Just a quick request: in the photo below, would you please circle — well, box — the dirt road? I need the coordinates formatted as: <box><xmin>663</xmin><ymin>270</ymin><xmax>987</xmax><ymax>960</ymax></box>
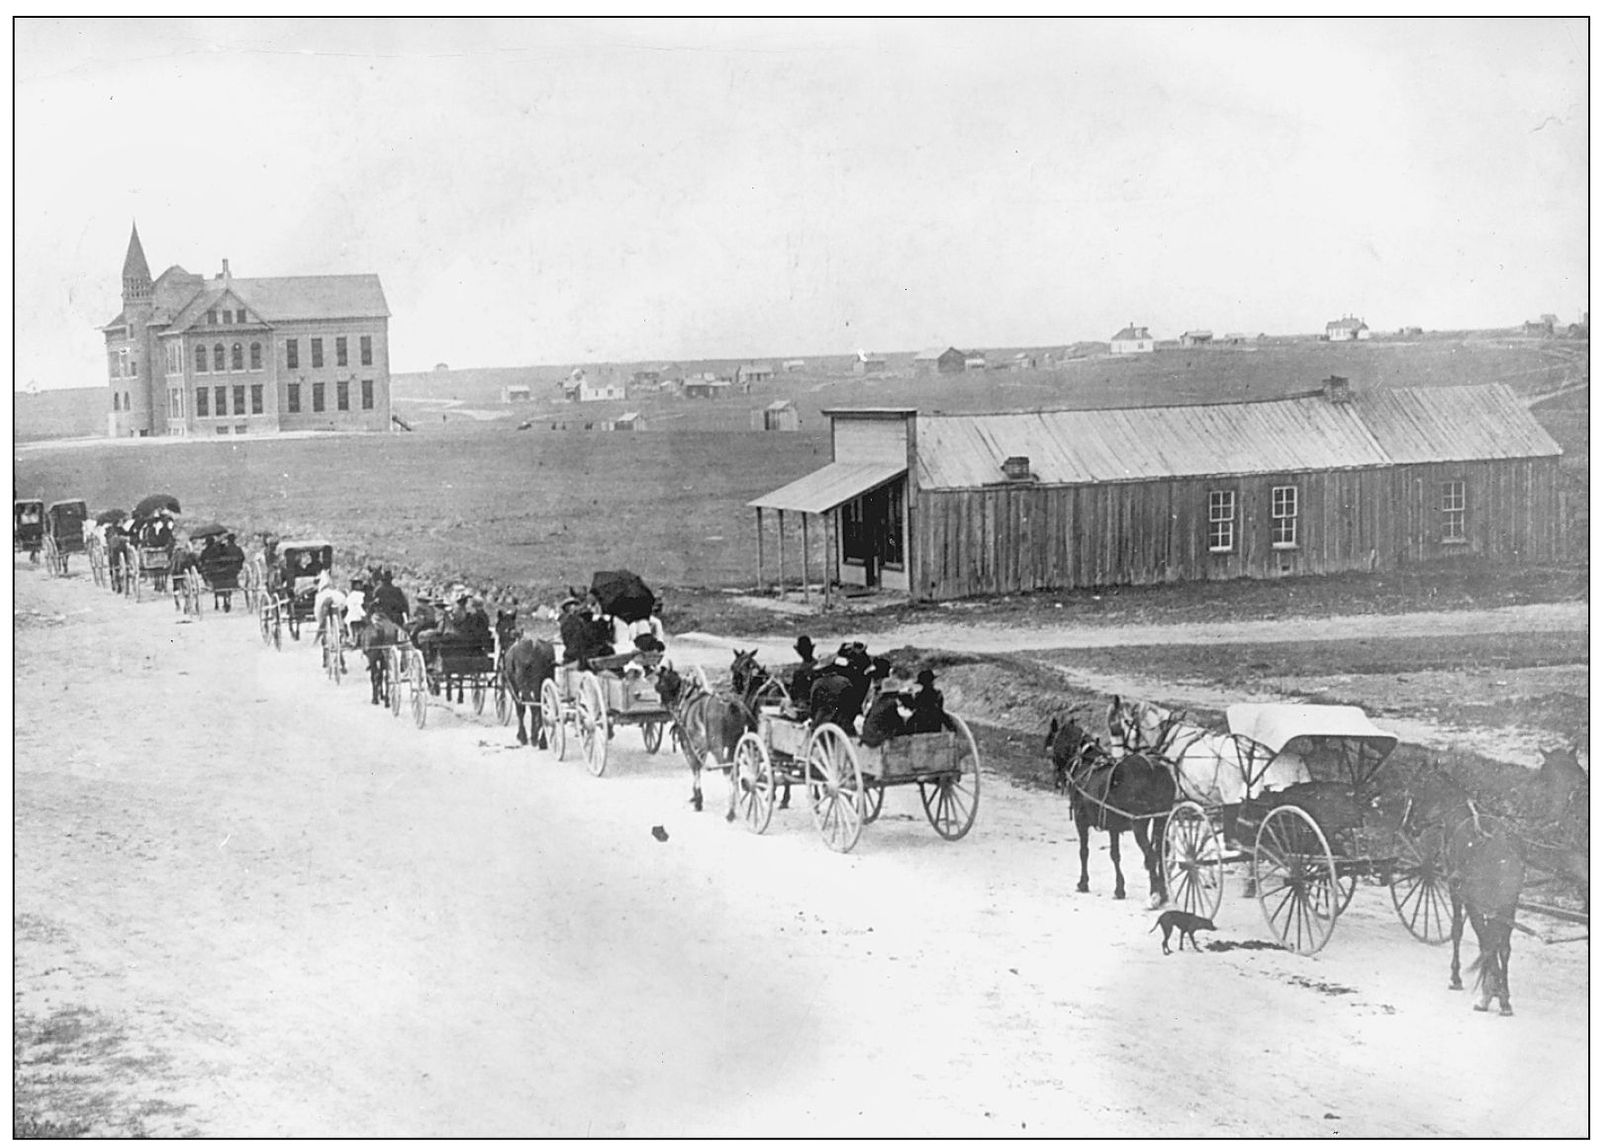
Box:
<box><xmin>13</xmin><ymin>566</ymin><xmax>1588</xmax><ymax>1136</ymax></box>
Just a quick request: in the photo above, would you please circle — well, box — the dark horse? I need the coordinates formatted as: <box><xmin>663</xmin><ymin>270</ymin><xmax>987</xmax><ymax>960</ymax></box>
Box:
<box><xmin>730</xmin><ymin>648</ymin><xmax>795</xmax><ymax>811</ymax></box>
<box><xmin>1046</xmin><ymin>714</ymin><xmax>1175</xmax><ymax>905</ymax></box>
<box><xmin>499</xmin><ymin>610</ymin><xmax>556</xmax><ymax>749</ymax></box>
<box><xmin>1406</xmin><ymin>763</ymin><xmax>1526</xmax><ymax>1016</ymax></box>
<box><xmin>353</xmin><ymin>613</ymin><xmax>409</xmax><ymax>706</ymax></box>
<box><xmin>654</xmin><ymin>664</ymin><xmax>752</xmax><ymax>814</ymax></box>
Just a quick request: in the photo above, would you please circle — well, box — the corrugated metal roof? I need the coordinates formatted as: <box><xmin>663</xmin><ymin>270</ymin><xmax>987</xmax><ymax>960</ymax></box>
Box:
<box><xmin>765</xmin><ymin>400</ymin><xmax>795</xmax><ymax>412</ymax></box>
<box><xmin>912</xmin><ymin>394</ymin><xmax>1392</xmax><ymax>488</ymax></box>
<box><xmin>750</xmin><ymin>461</ymin><xmax>906</xmax><ymax>514</ymax></box>
<box><xmin>1351</xmin><ymin>383</ymin><xmax>1560</xmax><ymax>463</ymax></box>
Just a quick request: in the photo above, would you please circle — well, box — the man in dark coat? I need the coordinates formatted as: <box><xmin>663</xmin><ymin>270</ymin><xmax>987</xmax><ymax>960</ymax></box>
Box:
<box><xmin>860</xmin><ymin>676</ymin><xmax>912</xmax><ymax>747</ymax></box>
<box><xmin>215</xmin><ymin>533</ymin><xmax>246</xmax><ymax>612</ymax></box>
<box><xmin>559</xmin><ymin>596</ymin><xmax>613</xmax><ymax>666</ymax></box>
<box><xmin>787</xmin><ymin>635</ymin><xmax>817</xmax><ymax>710</ymax></box>
<box><xmin>370</xmin><ymin>570</ymin><xmax>410</xmax><ymax>627</ymax></box>
<box><xmin>907</xmin><ymin>668</ymin><xmax>949</xmax><ymax>733</ymax></box>
<box><xmin>464</xmin><ymin>595</ymin><xmax>494</xmax><ymax>655</ymax></box>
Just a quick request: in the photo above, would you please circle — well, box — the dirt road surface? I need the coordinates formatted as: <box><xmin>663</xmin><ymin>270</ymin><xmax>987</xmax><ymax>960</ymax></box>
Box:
<box><xmin>14</xmin><ymin>566</ymin><xmax>1588</xmax><ymax>1136</ymax></box>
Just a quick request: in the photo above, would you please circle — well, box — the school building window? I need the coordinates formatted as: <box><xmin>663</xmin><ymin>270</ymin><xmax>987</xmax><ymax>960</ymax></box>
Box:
<box><xmin>213</xmin><ymin>343</ymin><xmax>226</xmax><ymax>372</ymax></box>
<box><xmin>360</xmin><ymin>335</ymin><xmax>373</xmax><ymax>366</ymax></box>
<box><xmin>207</xmin><ymin>309</ymin><xmax>217</xmax><ymax>325</ymax></box>
<box><xmin>196</xmin><ymin>344</ymin><xmax>209</xmax><ymax>373</ymax></box>
<box><xmin>361</xmin><ymin>378</ymin><xmax>374</xmax><ymax>409</ymax></box>
<box><xmin>1439</xmin><ymin>480</ymin><xmax>1467</xmax><ymax>543</ymax></box>
<box><xmin>168</xmin><ymin>389</ymin><xmax>184</xmax><ymax>418</ymax></box>
<box><xmin>232</xmin><ymin>385</ymin><xmax>245</xmax><ymax>415</ymax></box>
<box><xmin>336</xmin><ymin>381</ymin><xmax>350</xmax><ymax>411</ymax></box>
<box><xmin>196</xmin><ymin>387</ymin><xmax>209</xmax><ymax>416</ymax></box>
<box><xmin>312</xmin><ymin>382</ymin><xmax>325</xmax><ymax>412</ymax></box>
<box><xmin>250</xmin><ymin>342</ymin><xmax>262</xmax><ymax>371</ymax></box>
<box><xmin>1271</xmin><ymin>485</ymin><xmax>1297</xmax><ymax>548</ymax></box>
<box><xmin>214</xmin><ymin>386</ymin><xmax>226</xmax><ymax>416</ymax></box>
<box><xmin>231</xmin><ymin>343</ymin><xmax>244</xmax><ymax>371</ymax></box>
<box><xmin>336</xmin><ymin>336</ymin><xmax>348</xmax><ymax>367</ymax></box>
<box><xmin>311</xmin><ymin>338</ymin><xmax>323</xmax><ymax>368</ymax></box>
<box><xmin>129</xmin><ymin>356</ymin><xmax>138</xmax><ymax>377</ymax></box>
<box><xmin>222</xmin><ymin>309</ymin><xmax>234</xmax><ymax>325</ymax></box>
<box><xmin>1209</xmin><ymin>490</ymin><xmax>1236</xmax><ymax>552</ymax></box>
<box><xmin>236</xmin><ymin>308</ymin><xmax>247</xmax><ymax>323</ymax></box>
<box><xmin>286</xmin><ymin>338</ymin><xmax>299</xmax><ymax>369</ymax></box>
<box><xmin>287</xmin><ymin>383</ymin><xmax>301</xmax><ymax>413</ymax></box>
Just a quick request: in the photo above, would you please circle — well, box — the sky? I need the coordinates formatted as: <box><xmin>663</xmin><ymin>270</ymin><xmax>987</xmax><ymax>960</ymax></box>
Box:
<box><xmin>11</xmin><ymin>17</ymin><xmax>1590</xmax><ymax>390</ymax></box>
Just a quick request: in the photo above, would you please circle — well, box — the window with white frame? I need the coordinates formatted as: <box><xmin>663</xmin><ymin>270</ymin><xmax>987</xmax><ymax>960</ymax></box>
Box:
<box><xmin>1439</xmin><ymin>480</ymin><xmax>1467</xmax><ymax>542</ymax></box>
<box><xmin>1271</xmin><ymin>485</ymin><xmax>1297</xmax><ymax>547</ymax></box>
<box><xmin>1209</xmin><ymin>490</ymin><xmax>1236</xmax><ymax>552</ymax></box>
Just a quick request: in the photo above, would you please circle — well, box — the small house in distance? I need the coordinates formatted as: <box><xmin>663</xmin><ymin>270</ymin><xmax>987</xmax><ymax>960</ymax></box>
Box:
<box><xmin>1110</xmin><ymin>325</ymin><xmax>1155</xmax><ymax>354</ymax></box>
<box><xmin>912</xmin><ymin>347</ymin><xmax>966</xmax><ymax>375</ymax></box>
<box><xmin>632</xmin><ymin>369</ymin><xmax>662</xmax><ymax>385</ymax></box>
<box><xmin>964</xmin><ymin>353</ymin><xmax>988</xmax><ymax>371</ymax></box>
<box><xmin>1522</xmin><ymin>314</ymin><xmax>1559</xmax><ymax>337</ymax></box>
<box><xmin>1326</xmin><ymin>315</ymin><xmax>1370</xmax><ymax>341</ymax></box>
<box><xmin>750</xmin><ymin>380</ymin><xmax>1561</xmax><ymax>603</ymax></box>
<box><xmin>735</xmin><ymin>362</ymin><xmax>776</xmax><ymax>385</ymax></box>
<box><xmin>602</xmin><ymin>411</ymin><xmax>645</xmax><ymax>432</ymax></box>
<box><xmin>500</xmin><ymin>384</ymin><xmax>533</xmax><ymax>403</ymax></box>
<box><xmin>853</xmin><ymin>351</ymin><xmax>888</xmax><ymax>375</ymax></box>
<box><xmin>752</xmin><ymin>399</ymin><xmax>800</xmax><ymax>432</ymax></box>
<box><xmin>1180</xmin><ymin>330</ymin><xmax>1214</xmax><ymax>346</ymax></box>
<box><xmin>683</xmin><ymin>375</ymin><xmax>731</xmax><ymax>399</ymax></box>
<box><xmin>782</xmin><ymin>359</ymin><xmax>807</xmax><ymax>373</ymax></box>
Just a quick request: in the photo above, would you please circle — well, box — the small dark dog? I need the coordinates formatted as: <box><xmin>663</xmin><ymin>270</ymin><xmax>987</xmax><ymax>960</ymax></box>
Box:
<box><xmin>1150</xmin><ymin>909</ymin><xmax>1216</xmax><ymax>954</ymax></box>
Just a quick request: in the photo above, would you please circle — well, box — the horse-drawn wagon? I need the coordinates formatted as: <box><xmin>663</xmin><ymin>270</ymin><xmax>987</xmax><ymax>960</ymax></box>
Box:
<box><xmin>727</xmin><ymin>688</ymin><xmax>981</xmax><ymax>854</ymax></box>
<box><xmin>40</xmin><ymin>500</ymin><xmax>88</xmax><ymax>576</ymax></box>
<box><xmin>539</xmin><ymin>653</ymin><xmax>690</xmax><ymax>773</ymax></box>
<box><xmin>258</xmin><ymin>539</ymin><xmax>333</xmax><ymax>647</ymax></box>
<box><xmin>400</xmin><ymin>633</ymin><xmax>503</xmax><ymax>728</ymax></box>
<box><xmin>14</xmin><ymin>499</ymin><xmax>44</xmax><ymax>563</ymax></box>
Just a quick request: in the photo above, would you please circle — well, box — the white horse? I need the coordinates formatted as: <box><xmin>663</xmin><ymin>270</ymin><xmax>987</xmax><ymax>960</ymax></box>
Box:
<box><xmin>1107</xmin><ymin>695</ymin><xmax>1309</xmax><ymax>805</ymax></box>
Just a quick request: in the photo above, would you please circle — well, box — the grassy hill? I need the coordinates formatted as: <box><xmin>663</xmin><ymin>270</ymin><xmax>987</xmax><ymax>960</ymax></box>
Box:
<box><xmin>13</xmin><ymin>388</ymin><xmax>107</xmax><ymax>442</ymax></box>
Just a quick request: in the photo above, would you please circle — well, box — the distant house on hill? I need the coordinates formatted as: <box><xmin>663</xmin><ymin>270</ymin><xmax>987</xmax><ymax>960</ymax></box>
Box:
<box><xmin>1522</xmin><ymin>314</ymin><xmax>1559</xmax><ymax>337</ymax></box>
<box><xmin>1325</xmin><ymin>315</ymin><xmax>1370</xmax><ymax>341</ymax></box>
<box><xmin>752</xmin><ymin>399</ymin><xmax>800</xmax><ymax>432</ymax></box>
<box><xmin>1013</xmin><ymin>352</ymin><xmax>1036</xmax><ymax>370</ymax></box>
<box><xmin>735</xmin><ymin>362</ymin><xmax>775</xmax><ymax>385</ymax></box>
<box><xmin>434</xmin><ymin>362</ymin><xmax>450</xmax><ymax>371</ymax></box>
<box><xmin>964</xmin><ymin>354</ymin><xmax>988</xmax><ymax>371</ymax></box>
<box><xmin>913</xmin><ymin>347</ymin><xmax>966</xmax><ymax>375</ymax></box>
<box><xmin>602</xmin><ymin>411</ymin><xmax>645</xmax><ymax>432</ymax></box>
<box><xmin>684</xmin><ymin>375</ymin><xmax>731</xmax><ymax>399</ymax></box>
<box><xmin>500</xmin><ymin>384</ymin><xmax>532</xmax><ymax>403</ymax></box>
<box><xmin>1110</xmin><ymin>325</ymin><xmax>1155</xmax><ymax>354</ymax></box>
<box><xmin>632</xmin><ymin>369</ymin><xmax>661</xmax><ymax>384</ymax></box>
<box><xmin>782</xmin><ymin>359</ymin><xmax>807</xmax><ymax>373</ymax></box>
<box><xmin>854</xmin><ymin>351</ymin><xmax>888</xmax><ymax>374</ymax></box>
<box><xmin>562</xmin><ymin>369</ymin><xmax>624</xmax><ymax>402</ymax></box>
<box><xmin>1221</xmin><ymin>333</ymin><xmax>1248</xmax><ymax>346</ymax></box>
<box><xmin>1180</xmin><ymin>330</ymin><xmax>1213</xmax><ymax>346</ymax></box>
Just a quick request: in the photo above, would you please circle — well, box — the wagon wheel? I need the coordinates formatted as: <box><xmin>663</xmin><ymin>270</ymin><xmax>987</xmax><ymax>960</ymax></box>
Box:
<box><xmin>259</xmin><ymin>599</ymin><xmax>275</xmax><ymax>646</ymax></box>
<box><xmin>540</xmin><ymin>678</ymin><xmax>566</xmax><ymax>759</ymax></box>
<box><xmin>323</xmin><ymin>614</ymin><xmax>345</xmax><ymax>684</ymax></box>
<box><xmin>731</xmin><ymin>732</ymin><xmax>775</xmax><ymax>834</ymax></box>
<box><xmin>495</xmin><ymin>676</ymin><xmax>512</xmax><ymax>725</ymax></box>
<box><xmin>188</xmin><ymin>569</ymin><xmax>205</xmax><ymax>619</ymax></box>
<box><xmin>1389</xmin><ymin>828</ymin><xmax>1453</xmax><ymax>945</ymax></box>
<box><xmin>919</xmin><ymin>715</ymin><xmax>982</xmax><ymax>841</ymax></box>
<box><xmin>1163</xmin><ymin>801</ymin><xmax>1225</xmax><ymax>920</ymax></box>
<box><xmin>42</xmin><ymin>535</ymin><xmax>58</xmax><ymax>577</ymax></box>
<box><xmin>578</xmin><ymin>673</ymin><xmax>609</xmax><ymax>776</ymax></box>
<box><xmin>471</xmin><ymin>674</ymin><xmax>488</xmax><ymax>715</ymax></box>
<box><xmin>857</xmin><ymin>783</ymin><xmax>885</xmax><ymax>824</ymax></box>
<box><xmin>386</xmin><ymin>647</ymin><xmax>405</xmax><ymax>716</ymax></box>
<box><xmin>410</xmin><ymin>651</ymin><xmax>430</xmax><ymax>729</ymax></box>
<box><xmin>271</xmin><ymin>603</ymin><xmax>283</xmax><ymax>650</ymax></box>
<box><xmin>1254</xmin><ymin>805</ymin><xmax>1340</xmax><ymax>956</ymax></box>
<box><xmin>133</xmin><ymin>560</ymin><xmax>144</xmax><ymax>602</ymax></box>
<box><xmin>807</xmin><ymin>722</ymin><xmax>865</xmax><ymax>853</ymax></box>
<box><xmin>641</xmin><ymin>720</ymin><xmax>665</xmax><ymax>754</ymax></box>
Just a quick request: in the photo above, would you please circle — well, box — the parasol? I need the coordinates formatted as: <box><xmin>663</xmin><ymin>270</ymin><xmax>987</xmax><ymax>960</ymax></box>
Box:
<box><xmin>589</xmin><ymin>569</ymin><xmax>656</xmax><ymax>622</ymax></box>
<box><xmin>94</xmin><ymin>508</ymin><xmax>129</xmax><ymax>525</ymax></box>
<box><xmin>133</xmin><ymin>493</ymin><xmax>181</xmax><ymax>518</ymax></box>
<box><xmin>187</xmin><ymin>522</ymin><xmax>229</xmax><ymax>540</ymax></box>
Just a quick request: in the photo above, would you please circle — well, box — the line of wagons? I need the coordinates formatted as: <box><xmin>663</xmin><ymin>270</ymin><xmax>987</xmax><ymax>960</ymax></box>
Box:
<box><xmin>254</xmin><ymin>557</ymin><xmax>981</xmax><ymax>855</ymax></box>
<box><xmin>13</xmin><ymin>498</ymin><xmax>88</xmax><ymax>577</ymax></box>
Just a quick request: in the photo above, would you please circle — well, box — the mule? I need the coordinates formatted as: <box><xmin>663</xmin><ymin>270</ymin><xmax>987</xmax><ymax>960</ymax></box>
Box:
<box><xmin>1048</xmin><ymin>715</ymin><xmax>1175</xmax><ymax>905</ymax></box>
<box><xmin>654</xmin><ymin>665</ymin><xmax>752</xmax><ymax>815</ymax></box>
<box><xmin>500</xmin><ymin>610</ymin><xmax>556</xmax><ymax>749</ymax></box>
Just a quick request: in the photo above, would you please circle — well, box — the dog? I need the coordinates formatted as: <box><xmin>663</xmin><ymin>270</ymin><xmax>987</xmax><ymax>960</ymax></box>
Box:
<box><xmin>1150</xmin><ymin>909</ymin><xmax>1216</xmax><ymax>954</ymax></box>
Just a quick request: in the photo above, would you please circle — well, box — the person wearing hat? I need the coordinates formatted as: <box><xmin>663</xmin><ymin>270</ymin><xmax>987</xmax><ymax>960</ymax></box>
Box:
<box><xmin>370</xmin><ymin>569</ymin><xmax>409</xmax><ymax>627</ymax></box>
<box><xmin>908</xmin><ymin>668</ymin><xmax>949</xmax><ymax>734</ymax></box>
<box><xmin>787</xmin><ymin>635</ymin><xmax>818</xmax><ymax>710</ymax></box>
<box><xmin>464</xmin><ymin>594</ymin><xmax>494</xmax><ymax>655</ymax></box>
<box><xmin>559</xmin><ymin>593</ymin><xmax>613</xmax><ymax>667</ymax></box>
<box><xmin>213</xmin><ymin>532</ymin><xmax>246</xmax><ymax>611</ymax></box>
<box><xmin>344</xmin><ymin>576</ymin><xmax>370</xmax><ymax>643</ymax></box>
<box><xmin>860</xmin><ymin>672</ymin><xmax>913</xmax><ymax>748</ymax></box>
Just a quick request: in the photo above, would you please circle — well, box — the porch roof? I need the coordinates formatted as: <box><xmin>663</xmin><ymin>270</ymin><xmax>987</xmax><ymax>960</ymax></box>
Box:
<box><xmin>748</xmin><ymin>460</ymin><xmax>906</xmax><ymax>515</ymax></box>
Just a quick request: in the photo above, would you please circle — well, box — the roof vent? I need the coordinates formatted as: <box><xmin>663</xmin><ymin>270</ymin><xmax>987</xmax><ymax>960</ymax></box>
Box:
<box><xmin>1323</xmin><ymin>375</ymin><xmax>1351</xmax><ymax>404</ymax></box>
<box><xmin>1001</xmin><ymin>455</ymin><xmax>1033</xmax><ymax>481</ymax></box>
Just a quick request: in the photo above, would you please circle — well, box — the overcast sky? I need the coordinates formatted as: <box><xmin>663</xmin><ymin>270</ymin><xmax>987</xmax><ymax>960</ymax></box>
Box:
<box><xmin>13</xmin><ymin>17</ymin><xmax>1589</xmax><ymax>390</ymax></box>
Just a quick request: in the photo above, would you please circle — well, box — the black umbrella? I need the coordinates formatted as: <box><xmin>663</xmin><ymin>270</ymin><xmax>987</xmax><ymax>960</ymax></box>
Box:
<box><xmin>133</xmin><ymin>493</ymin><xmax>181</xmax><ymax>518</ymax></box>
<box><xmin>94</xmin><ymin>508</ymin><xmax>129</xmax><ymax>525</ymax></box>
<box><xmin>188</xmin><ymin>522</ymin><xmax>229</xmax><ymax>540</ymax></box>
<box><xmin>589</xmin><ymin>570</ymin><xmax>655</xmax><ymax>622</ymax></box>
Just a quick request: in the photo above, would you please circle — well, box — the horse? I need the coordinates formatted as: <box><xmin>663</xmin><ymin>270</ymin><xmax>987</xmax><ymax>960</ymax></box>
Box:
<box><xmin>1404</xmin><ymin>763</ymin><xmax>1526</xmax><ymax>1016</ymax></box>
<box><xmin>499</xmin><ymin>610</ymin><xmax>556</xmax><ymax>749</ymax></box>
<box><xmin>1047</xmin><ymin>715</ymin><xmax>1176</xmax><ymax>904</ymax></box>
<box><xmin>1106</xmin><ymin>695</ymin><xmax>1308</xmax><ymax>805</ymax></box>
<box><xmin>731</xmin><ymin>648</ymin><xmax>797</xmax><ymax>811</ymax></box>
<box><xmin>654</xmin><ymin>664</ymin><xmax>752</xmax><ymax>815</ymax></box>
<box><xmin>353</xmin><ymin>613</ymin><xmax>409</xmax><ymax>706</ymax></box>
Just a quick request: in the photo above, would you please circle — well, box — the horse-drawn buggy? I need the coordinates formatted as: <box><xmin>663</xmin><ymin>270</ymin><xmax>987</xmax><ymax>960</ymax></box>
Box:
<box><xmin>539</xmin><ymin>653</ymin><xmax>689</xmax><ymax>772</ymax></box>
<box><xmin>14</xmin><ymin>499</ymin><xmax>44</xmax><ymax>563</ymax></box>
<box><xmin>258</xmin><ymin>539</ymin><xmax>333</xmax><ymax>648</ymax></box>
<box><xmin>39</xmin><ymin>500</ymin><xmax>88</xmax><ymax>576</ymax></box>
<box><xmin>400</xmin><ymin>630</ymin><xmax>504</xmax><ymax>728</ymax></box>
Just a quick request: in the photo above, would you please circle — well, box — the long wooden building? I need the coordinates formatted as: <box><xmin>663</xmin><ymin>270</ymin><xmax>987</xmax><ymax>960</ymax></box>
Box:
<box><xmin>749</xmin><ymin>378</ymin><xmax>1563</xmax><ymax>603</ymax></box>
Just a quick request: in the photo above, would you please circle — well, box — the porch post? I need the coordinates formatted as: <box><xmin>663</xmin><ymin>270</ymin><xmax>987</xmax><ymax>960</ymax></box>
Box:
<box><xmin>821</xmin><ymin>511</ymin><xmax>832</xmax><ymax>612</ymax></box>
<box><xmin>754</xmin><ymin>507</ymin><xmax>764</xmax><ymax>591</ymax></box>
<box><xmin>775</xmin><ymin>509</ymin><xmax>785</xmax><ymax>598</ymax></box>
<box><xmin>800</xmin><ymin>512</ymin><xmax>810</xmax><ymax>605</ymax></box>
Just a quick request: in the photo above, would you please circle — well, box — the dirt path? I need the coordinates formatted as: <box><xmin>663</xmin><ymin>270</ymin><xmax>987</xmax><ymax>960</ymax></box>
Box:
<box><xmin>13</xmin><ymin>566</ymin><xmax>1588</xmax><ymax>1136</ymax></box>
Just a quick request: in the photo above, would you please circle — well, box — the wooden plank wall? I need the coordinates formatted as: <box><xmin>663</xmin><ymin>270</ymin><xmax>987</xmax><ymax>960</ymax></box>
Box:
<box><xmin>911</xmin><ymin>458</ymin><xmax>1560</xmax><ymax>600</ymax></box>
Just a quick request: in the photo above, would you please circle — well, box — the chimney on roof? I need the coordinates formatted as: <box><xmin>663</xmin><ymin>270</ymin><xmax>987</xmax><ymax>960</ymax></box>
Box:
<box><xmin>1001</xmin><ymin>455</ymin><xmax>1033</xmax><ymax>481</ymax></box>
<box><xmin>1323</xmin><ymin>375</ymin><xmax>1351</xmax><ymax>404</ymax></box>
<box><xmin>219</xmin><ymin>258</ymin><xmax>231</xmax><ymax>281</ymax></box>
